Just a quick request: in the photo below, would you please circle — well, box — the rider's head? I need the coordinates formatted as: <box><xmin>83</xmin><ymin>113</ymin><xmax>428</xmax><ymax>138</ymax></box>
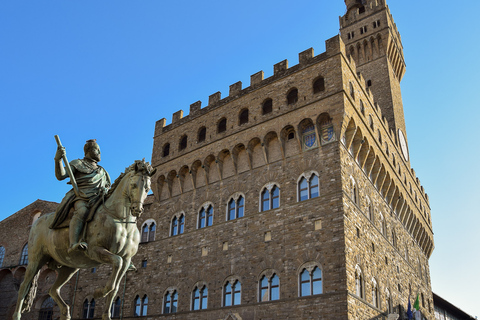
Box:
<box><xmin>84</xmin><ymin>139</ymin><xmax>101</xmax><ymax>162</ymax></box>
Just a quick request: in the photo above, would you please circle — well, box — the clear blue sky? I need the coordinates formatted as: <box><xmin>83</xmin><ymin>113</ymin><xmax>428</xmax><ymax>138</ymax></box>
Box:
<box><xmin>1</xmin><ymin>0</ymin><xmax>478</xmax><ymax>316</ymax></box>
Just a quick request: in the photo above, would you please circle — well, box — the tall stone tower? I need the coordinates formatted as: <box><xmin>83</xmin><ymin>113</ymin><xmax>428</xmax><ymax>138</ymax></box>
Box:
<box><xmin>340</xmin><ymin>0</ymin><xmax>410</xmax><ymax>164</ymax></box>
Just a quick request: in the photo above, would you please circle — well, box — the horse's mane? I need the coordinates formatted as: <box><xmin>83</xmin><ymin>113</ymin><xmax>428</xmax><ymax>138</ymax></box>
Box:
<box><xmin>106</xmin><ymin>159</ymin><xmax>155</xmax><ymax>198</ymax></box>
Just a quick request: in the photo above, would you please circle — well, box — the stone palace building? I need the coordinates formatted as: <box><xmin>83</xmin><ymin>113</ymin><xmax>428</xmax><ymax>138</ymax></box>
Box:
<box><xmin>0</xmin><ymin>0</ymin><xmax>435</xmax><ymax>319</ymax></box>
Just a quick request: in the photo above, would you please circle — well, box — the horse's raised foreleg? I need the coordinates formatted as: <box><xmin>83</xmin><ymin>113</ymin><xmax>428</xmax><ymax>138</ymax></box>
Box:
<box><xmin>49</xmin><ymin>266</ymin><xmax>78</xmax><ymax>320</ymax></box>
<box><xmin>90</xmin><ymin>247</ymin><xmax>123</xmax><ymax>299</ymax></box>
<box><xmin>102</xmin><ymin>257</ymin><xmax>131</xmax><ymax>320</ymax></box>
<box><xmin>12</xmin><ymin>256</ymin><xmax>47</xmax><ymax>320</ymax></box>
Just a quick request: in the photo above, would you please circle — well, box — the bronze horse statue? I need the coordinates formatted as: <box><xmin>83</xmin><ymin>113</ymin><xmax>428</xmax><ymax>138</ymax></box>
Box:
<box><xmin>13</xmin><ymin>160</ymin><xmax>156</xmax><ymax>320</ymax></box>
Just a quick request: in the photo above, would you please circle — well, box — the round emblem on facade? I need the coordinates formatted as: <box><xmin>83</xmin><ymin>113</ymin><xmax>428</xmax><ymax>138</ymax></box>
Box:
<box><xmin>398</xmin><ymin>129</ymin><xmax>409</xmax><ymax>162</ymax></box>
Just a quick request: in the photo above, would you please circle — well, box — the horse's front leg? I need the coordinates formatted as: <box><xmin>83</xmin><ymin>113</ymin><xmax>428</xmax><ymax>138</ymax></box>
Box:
<box><xmin>89</xmin><ymin>247</ymin><xmax>123</xmax><ymax>299</ymax></box>
<box><xmin>102</xmin><ymin>257</ymin><xmax>131</xmax><ymax>320</ymax></box>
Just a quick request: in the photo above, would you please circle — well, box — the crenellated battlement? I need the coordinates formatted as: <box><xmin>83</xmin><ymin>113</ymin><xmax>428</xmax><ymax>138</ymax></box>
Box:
<box><xmin>155</xmin><ymin>36</ymin><xmax>344</xmax><ymax>135</ymax></box>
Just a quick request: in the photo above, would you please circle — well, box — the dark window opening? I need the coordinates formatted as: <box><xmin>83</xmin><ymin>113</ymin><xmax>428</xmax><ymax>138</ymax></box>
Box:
<box><xmin>262</xmin><ymin>99</ymin><xmax>273</xmax><ymax>115</ymax></box>
<box><xmin>163</xmin><ymin>143</ymin><xmax>170</xmax><ymax>157</ymax></box>
<box><xmin>198</xmin><ymin>127</ymin><xmax>206</xmax><ymax>142</ymax></box>
<box><xmin>313</xmin><ymin>77</ymin><xmax>325</xmax><ymax>93</ymax></box>
<box><xmin>218</xmin><ymin>118</ymin><xmax>227</xmax><ymax>133</ymax></box>
<box><xmin>287</xmin><ymin>88</ymin><xmax>298</xmax><ymax>105</ymax></box>
<box><xmin>367</xmin><ymin>80</ymin><xmax>372</xmax><ymax>87</ymax></box>
<box><xmin>179</xmin><ymin>136</ymin><xmax>187</xmax><ymax>151</ymax></box>
<box><xmin>359</xmin><ymin>6</ymin><xmax>365</xmax><ymax>14</ymax></box>
<box><xmin>239</xmin><ymin>109</ymin><xmax>249</xmax><ymax>125</ymax></box>
<box><xmin>287</xmin><ymin>131</ymin><xmax>295</xmax><ymax>140</ymax></box>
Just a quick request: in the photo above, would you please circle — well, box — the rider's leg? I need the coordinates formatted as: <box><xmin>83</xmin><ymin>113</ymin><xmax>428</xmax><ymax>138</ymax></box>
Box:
<box><xmin>68</xmin><ymin>200</ymin><xmax>89</xmax><ymax>252</ymax></box>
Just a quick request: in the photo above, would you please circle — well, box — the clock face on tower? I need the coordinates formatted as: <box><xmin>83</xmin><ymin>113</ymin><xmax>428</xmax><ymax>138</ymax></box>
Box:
<box><xmin>398</xmin><ymin>129</ymin><xmax>409</xmax><ymax>162</ymax></box>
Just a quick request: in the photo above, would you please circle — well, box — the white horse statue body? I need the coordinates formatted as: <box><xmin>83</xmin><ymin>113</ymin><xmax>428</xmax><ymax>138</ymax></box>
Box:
<box><xmin>13</xmin><ymin>160</ymin><xmax>156</xmax><ymax>320</ymax></box>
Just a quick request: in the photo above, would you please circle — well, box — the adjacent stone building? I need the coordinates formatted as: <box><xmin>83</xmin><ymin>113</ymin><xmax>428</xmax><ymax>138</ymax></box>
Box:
<box><xmin>0</xmin><ymin>1</ymin><xmax>437</xmax><ymax>319</ymax></box>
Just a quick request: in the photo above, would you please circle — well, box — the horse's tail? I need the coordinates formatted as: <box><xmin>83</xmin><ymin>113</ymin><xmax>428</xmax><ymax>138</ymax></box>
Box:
<box><xmin>21</xmin><ymin>271</ymin><xmax>40</xmax><ymax>313</ymax></box>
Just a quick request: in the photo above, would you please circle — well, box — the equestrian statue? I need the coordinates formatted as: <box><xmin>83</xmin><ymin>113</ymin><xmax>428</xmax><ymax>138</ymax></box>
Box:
<box><xmin>13</xmin><ymin>136</ymin><xmax>156</xmax><ymax>320</ymax></box>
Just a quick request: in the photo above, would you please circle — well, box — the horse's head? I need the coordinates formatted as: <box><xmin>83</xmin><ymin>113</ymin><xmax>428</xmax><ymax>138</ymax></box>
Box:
<box><xmin>128</xmin><ymin>159</ymin><xmax>156</xmax><ymax>217</ymax></box>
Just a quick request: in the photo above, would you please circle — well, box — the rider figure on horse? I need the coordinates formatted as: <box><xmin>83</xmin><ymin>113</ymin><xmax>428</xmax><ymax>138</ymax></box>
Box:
<box><xmin>50</xmin><ymin>139</ymin><xmax>111</xmax><ymax>253</ymax></box>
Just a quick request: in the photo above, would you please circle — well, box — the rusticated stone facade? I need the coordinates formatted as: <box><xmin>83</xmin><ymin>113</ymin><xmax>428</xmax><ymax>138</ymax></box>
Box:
<box><xmin>0</xmin><ymin>1</ymin><xmax>434</xmax><ymax>319</ymax></box>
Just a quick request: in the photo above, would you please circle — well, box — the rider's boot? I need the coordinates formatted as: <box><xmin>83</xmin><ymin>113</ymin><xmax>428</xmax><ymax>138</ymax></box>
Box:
<box><xmin>68</xmin><ymin>215</ymin><xmax>88</xmax><ymax>253</ymax></box>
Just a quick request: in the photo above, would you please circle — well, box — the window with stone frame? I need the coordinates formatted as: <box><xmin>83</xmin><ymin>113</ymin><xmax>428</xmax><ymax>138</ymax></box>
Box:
<box><xmin>19</xmin><ymin>243</ymin><xmax>28</xmax><ymax>265</ymax></box>
<box><xmin>111</xmin><ymin>297</ymin><xmax>121</xmax><ymax>318</ymax></box>
<box><xmin>0</xmin><ymin>246</ymin><xmax>5</xmax><ymax>267</ymax></box>
<box><xmin>140</xmin><ymin>220</ymin><xmax>156</xmax><ymax>243</ymax></box>
<box><xmin>82</xmin><ymin>298</ymin><xmax>95</xmax><ymax>319</ymax></box>
<box><xmin>163</xmin><ymin>289</ymin><xmax>178</xmax><ymax>314</ymax></box>
<box><xmin>239</xmin><ymin>108</ymin><xmax>249</xmax><ymax>125</ymax></box>
<box><xmin>355</xmin><ymin>265</ymin><xmax>365</xmax><ymax>299</ymax></box>
<box><xmin>217</xmin><ymin>118</ymin><xmax>227</xmax><ymax>133</ymax></box>
<box><xmin>197</xmin><ymin>126</ymin><xmax>206</xmax><ymax>143</ymax></box>
<box><xmin>192</xmin><ymin>284</ymin><xmax>208</xmax><ymax>311</ymax></box>
<box><xmin>179</xmin><ymin>135</ymin><xmax>188</xmax><ymax>151</ymax></box>
<box><xmin>259</xmin><ymin>272</ymin><xmax>280</xmax><ymax>302</ymax></box>
<box><xmin>262</xmin><ymin>98</ymin><xmax>273</xmax><ymax>115</ymax></box>
<box><xmin>298</xmin><ymin>172</ymin><xmax>319</xmax><ymax>202</ymax></box>
<box><xmin>223</xmin><ymin>279</ymin><xmax>241</xmax><ymax>306</ymax></box>
<box><xmin>162</xmin><ymin>143</ymin><xmax>170</xmax><ymax>157</ymax></box>
<box><xmin>313</xmin><ymin>76</ymin><xmax>325</xmax><ymax>94</ymax></box>
<box><xmin>227</xmin><ymin>194</ymin><xmax>244</xmax><ymax>221</ymax></box>
<box><xmin>350</xmin><ymin>177</ymin><xmax>359</xmax><ymax>205</ymax></box>
<box><xmin>299</xmin><ymin>264</ymin><xmax>323</xmax><ymax>297</ymax></box>
<box><xmin>134</xmin><ymin>295</ymin><xmax>148</xmax><ymax>317</ymax></box>
<box><xmin>38</xmin><ymin>297</ymin><xmax>55</xmax><ymax>320</ymax></box>
<box><xmin>170</xmin><ymin>214</ymin><xmax>185</xmax><ymax>236</ymax></box>
<box><xmin>287</xmin><ymin>88</ymin><xmax>298</xmax><ymax>105</ymax></box>
<box><xmin>371</xmin><ymin>278</ymin><xmax>379</xmax><ymax>308</ymax></box>
<box><xmin>260</xmin><ymin>183</ymin><xmax>280</xmax><ymax>212</ymax></box>
<box><xmin>198</xmin><ymin>203</ymin><xmax>214</xmax><ymax>228</ymax></box>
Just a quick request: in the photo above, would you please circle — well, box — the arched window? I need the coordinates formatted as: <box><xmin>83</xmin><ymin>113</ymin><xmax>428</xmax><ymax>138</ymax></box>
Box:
<box><xmin>262</xmin><ymin>99</ymin><xmax>273</xmax><ymax>115</ymax></box>
<box><xmin>378</xmin><ymin>212</ymin><xmax>386</xmax><ymax>235</ymax></box>
<box><xmin>259</xmin><ymin>274</ymin><xmax>280</xmax><ymax>302</ymax></box>
<box><xmin>141</xmin><ymin>221</ymin><xmax>156</xmax><ymax>243</ymax></box>
<box><xmin>39</xmin><ymin>296</ymin><xmax>55</xmax><ymax>320</ymax></box>
<box><xmin>287</xmin><ymin>88</ymin><xmax>298</xmax><ymax>105</ymax></box>
<box><xmin>239</xmin><ymin>109</ymin><xmax>249</xmax><ymax>125</ymax></box>
<box><xmin>227</xmin><ymin>196</ymin><xmax>244</xmax><ymax>221</ymax></box>
<box><xmin>19</xmin><ymin>243</ymin><xmax>28</xmax><ymax>265</ymax></box>
<box><xmin>171</xmin><ymin>214</ymin><xmax>185</xmax><ymax>236</ymax></box>
<box><xmin>355</xmin><ymin>266</ymin><xmax>364</xmax><ymax>299</ymax></box>
<box><xmin>163</xmin><ymin>143</ymin><xmax>170</xmax><ymax>157</ymax></box>
<box><xmin>192</xmin><ymin>285</ymin><xmax>208</xmax><ymax>310</ymax></box>
<box><xmin>360</xmin><ymin>100</ymin><xmax>365</xmax><ymax>115</ymax></box>
<box><xmin>350</xmin><ymin>178</ymin><xmax>359</xmax><ymax>205</ymax></box>
<box><xmin>371</xmin><ymin>279</ymin><xmax>379</xmax><ymax>308</ymax></box>
<box><xmin>82</xmin><ymin>299</ymin><xmax>95</xmax><ymax>319</ymax></box>
<box><xmin>349</xmin><ymin>82</ymin><xmax>355</xmax><ymax>100</ymax></box>
<box><xmin>261</xmin><ymin>184</ymin><xmax>280</xmax><ymax>211</ymax></box>
<box><xmin>111</xmin><ymin>297</ymin><xmax>121</xmax><ymax>318</ymax></box>
<box><xmin>198</xmin><ymin>204</ymin><xmax>213</xmax><ymax>229</ymax></box>
<box><xmin>179</xmin><ymin>135</ymin><xmax>188</xmax><ymax>151</ymax></box>
<box><xmin>0</xmin><ymin>246</ymin><xmax>5</xmax><ymax>267</ymax></box>
<box><xmin>198</xmin><ymin>127</ymin><xmax>206</xmax><ymax>143</ymax></box>
<box><xmin>163</xmin><ymin>290</ymin><xmax>178</xmax><ymax>314</ymax></box>
<box><xmin>299</xmin><ymin>266</ymin><xmax>322</xmax><ymax>296</ymax></box>
<box><xmin>223</xmin><ymin>280</ymin><xmax>241</xmax><ymax>306</ymax></box>
<box><xmin>298</xmin><ymin>173</ymin><xmax>319</xmax><ymax>201</ymax></box>
<box><xmin>369</xmin><ymin>115</ymin><xmax>374</xmax><ymax>130</ymax></box>
<box><xmin>134</xmin><ymin>295</ymin><xmax>148</xmax><ymax>317</ymax></box>
<box><xmin>218</xmin><ymin>118</ymin><xmax>227</xmax><ymax>133</ymax></box>
<box><xmin>313</xmin><ymin>77</ymin><xmax>325</xmax><ymax>93</ymax></box>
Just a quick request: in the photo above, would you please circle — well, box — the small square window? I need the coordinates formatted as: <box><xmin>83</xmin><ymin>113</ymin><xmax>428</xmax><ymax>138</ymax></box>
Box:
<box><xmin>141</xmin><ymin>260</ymin><xmax>147</xmax><ymax>268</ymax></box>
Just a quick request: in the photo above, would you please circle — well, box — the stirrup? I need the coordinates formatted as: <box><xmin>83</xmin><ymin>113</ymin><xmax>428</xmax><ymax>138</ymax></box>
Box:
<box><xmin>68</xmin><ymin>242</ymin><xmax>88</xmax><ymax>253</ymax></box>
